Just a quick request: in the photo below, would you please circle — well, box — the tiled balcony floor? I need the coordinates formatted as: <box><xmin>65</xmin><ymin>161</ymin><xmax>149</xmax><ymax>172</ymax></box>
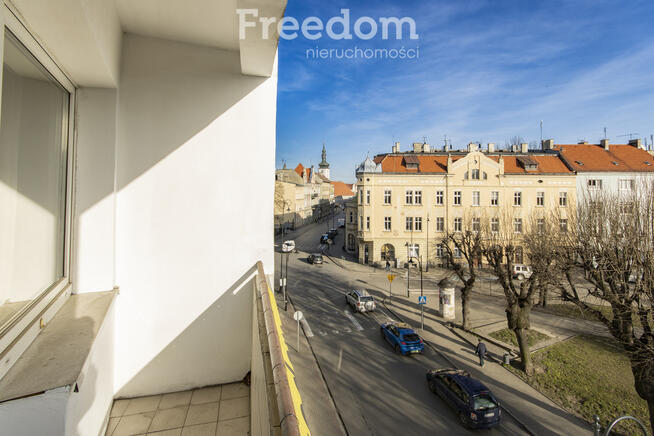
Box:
<box><xmin>106</xmin><ymin>382</ymin><xmax>250</xmax><ymax>436</ymax></box>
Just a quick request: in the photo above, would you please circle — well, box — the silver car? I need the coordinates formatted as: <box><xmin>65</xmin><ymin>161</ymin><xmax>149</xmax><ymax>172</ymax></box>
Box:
<box><xmin>345</xmin><ymin>290</ymin><xmax>376</xmax><ymax>313</ymax></box>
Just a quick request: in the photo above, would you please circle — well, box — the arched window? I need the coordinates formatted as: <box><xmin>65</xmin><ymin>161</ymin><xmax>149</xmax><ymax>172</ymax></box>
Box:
<box><xmin>381</xmin><ymin>244</ymin><xmax>395</xmax><ymax>260</ymax></box>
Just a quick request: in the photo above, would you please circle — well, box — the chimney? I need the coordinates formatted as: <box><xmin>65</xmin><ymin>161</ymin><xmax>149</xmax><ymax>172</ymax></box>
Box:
<box><xmin>392</xmin><ymin>142</ymin><xmax>400</xmax><ymax>153</ymax></box>
<box><xmin>511</xmin><ymin>144</ymin><xmax>518</xmax><ymax>153</ymax></box>
<box><xmin>487</xmin><ymin>143</ymin><xmax>495</xmax><ymax>153</ymax></box>
<box><xmin>578</xmin><ymin>140</ymin><xmax>588</xmax><ymax>144</ymax></box>
<box><xmin>601</xmin><ymin>139</ymin><xmax>609</xmax><ymax>150</ymax></box>
<box><xmin>542</xmin><ymin>139</ymin><xmax>554</xmax><ymax>150</ymax></box>
<box><xmin>520</xmin><ymin>143</ymin><xmax>528</xmax><ymax>153</ymax></box>
<box><xmin>423</xmin><ymin>142</ymin><xmax>430</xmax><ymax>153</ymax></box>
<box><xmin>444</xmin><ymin>143</ymin><xmax>449</xmax><ymax>152</ymax></box>
<box><xmin>413</xmin><ymin>142</ymin><xmax>423</xmax><ymax>153</ymax></box>
<box><xmin>629</xmin><ymin>139</ymin><xmax>643</xmax><ymax>149</ymax></box>
<box><xmin>467</xmin><ymin>142</ymin><xmax>478</xmax><ymax>152</ymax></box>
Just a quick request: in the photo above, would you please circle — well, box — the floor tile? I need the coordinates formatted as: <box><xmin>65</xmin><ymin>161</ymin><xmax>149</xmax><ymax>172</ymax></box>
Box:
<box><xmin>180</xmin><ymin>422</ymin><xmax>216</xmax><ymax>436</ymax></box>
<box><xmin>106</xmin><ymin>417</ymin><xmax>120</xmax><ymax>435</ymax></box>
<box><xmin>190</xmin><ymin>386</ymin><xmax>221</xmax><ymax>405</ymax></box>
<box><xmin>149</xmin><ymin>406</ymin><xmax>188</xmax><ymax>432</ymax></box>
<box><xmin>220</xmin><ymin>383</ymin><xmax>249</xmax><ymax>400</ymax></box>
<box><xmin>147</xmin><ymin>429</ymin><xmax>182</xmax><ymax>436</ymax></box>
<box><xmin>111</xmin><ymin>399</ymin><xmax>131</xmax><ymax>417</ymax></box>
<box><xmin>113</xmin><ymin>412</ymin><xmax>154</xmax><ymax>436</ymax></box>
<box><xmin>218</xmin><ymin>397</ymin><xmax>249</xmax><ymax>421</ymax></box>
<box><xmin>184</xmin><ymin>402</ymin><xmax>219</xmax><ymax>426</ymax></box>
<box><xmin>124</xmin><ymin>395</ymin><xmax>162</xmax><ymax>415</ymax></box>
<box><xmin>159</xmin><ymin>391</ymin><xmax>192</xmax><ymax>409</ymax></box>
<box><xmin>216</xmin><ymin>416</ymin><xmax>249</xmax><ymax>436</ymax></box>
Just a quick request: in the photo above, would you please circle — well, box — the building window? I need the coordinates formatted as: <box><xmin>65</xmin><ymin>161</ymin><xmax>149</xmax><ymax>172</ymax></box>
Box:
<box><xmin>415</xmin><ymin>217</ymin><xmax>422</xmax><ymax>231</ymax></box>
<box><xmin>414</xmin><ymin>190</ymin><xmax>422</xmax><ymax>205</ymax></box>
<box><xmin>587</xmin><ymin>179</ymin><xmax>602</xmax><ymax>190</ymax></box>
<box><xmin>560</xmin><ymin>219</ymin><xmax>568</xmax><ymax>233</ymax></box>
<box><xmin>471</xmin><ymin>169</ymin><xmax>480</xmax><ymax>180</ymax></box>
<box><xmin>349</xmin><ymin>211</ymin><xmax>353</xmax><ymax>223</ymax></box>
<box><xmin>514</xmin><ymin>191</ymin><xmax>522</xmax><ymax>206</ymax></box>
<box><xmin>472</xmin><ymin>217</ymin><xmax>480</xmax><ymax>232</ymax></box>
<box><xmin>514</xmin><ymin>218</ymin><xmax>523</xmax><ymax>234</ymax></box>
<box><xmin>472</xmin><ymin>191</ymin><xmax>480</xmax><ymax>206</ymax></box>
<box><xmin>359</xmin><ymin>190</ymin><xmax>363</xmax><ymax>205</ymax></box>
<box><xmin>514</xmin><ymin>247</ymin><xmax>524</xmax><ymax>264</ymax></box>
<box><xmin>436</xmin><ymin>244</ymin><xmax>444</xmax><ymax>258</ymax></box>
<box><xmin>454</xmin><ymin>247</ymin><xmax>462</xmax><ymax>258</ymax></box>
<box><xmin>559</xmin><ymin>192</ymin><xmax>568</xmax><ymax>207</ymax></box>
<box><xmin>491</xmin><ymin>191</ymin><xmax>499</xmax><ymax>206</ymax></box>
<box><xmin>384</xmin><ymin>189</ymin><xmax>392</xmax><ymax>204</ymax></box>
<box><xmin>537</xmin><ymin>218</ymin><xmax>545</xmax><ymax>232</ymax></box>
<box><xmin>436</xmin><ymin>217</ymin><xmax>444</xmax><ymax>232</ymax></box>
<box><xmin>491</xmin><ymin>218</ymin><xmax>499</xmax><ymax>234</ymax></box>
<box><xmin>360</xmin><ymin>215</ymin><xmax>363</xmax><ymax>229</ymax></box>
<box><xmin>454</xmin><ymin>191</ymin><xmax>462</xmax><ymax>206</ymax></box>
<box><xmin>384</xmin><ymin>217</ymin><xmax>392</xmax><ymax>231</ymax></box>
<box><xmin>454</xmin><ymin>217</ymin><xmax>462</xmax><ymax>232</ymax></box>
<box><xmin>407</xmin><ymin>243</ymin><xmax>419</xmax><ymax>258</ymax></box>
<box><xmin>406</xmin><ymin>217</ymin><xmax>413</xmax><ymax>231</ymax></box>
<box><xmin>406</xmin><ymin>190</ymin><xmax>413</xmax><ymax>204</ymax></box>
<box><xmin>366</xmin><ymin>190</ymin><xmax>370</xmax><ymax>204</ymax></box>
<box><xmin>436</xmin><ymin>191</ymin><xmax>444</xmax><ymax>205</ymax></box>
<box><xmin>366</xmin><ymin>216</ymin><xmax>370</xmax><ymax>230</ymax></box>
<box><xmin>536</xmin><ymin>192</ymin><xmax>544</xmax><ymax>207</ymax></box>
<box><xmin>0</xmin><ymin>30</ymin><xmax>71</xmax><ymax>310</ymax></box>
<box><xmin>619</xmin><ymin>179</ymin><xmax>634</xmax><ymax>191</ymax></box>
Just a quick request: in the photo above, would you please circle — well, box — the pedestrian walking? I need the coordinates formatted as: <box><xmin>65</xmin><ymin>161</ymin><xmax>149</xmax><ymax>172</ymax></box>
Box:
<box><xmin>476</xmin><ymin>338</ymin><xmax>487</xmax><ymax>367</ymax></box>
<box><xmin>385</xmin><ymin>259</ymin><xmax>391</xmax><ymax>271</ymax></box>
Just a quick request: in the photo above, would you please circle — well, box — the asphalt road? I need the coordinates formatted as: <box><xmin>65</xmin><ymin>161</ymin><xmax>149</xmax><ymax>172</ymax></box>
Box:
<box><xmin>276</xmin><ymin>218</ymin><xmax>526</xmax><ymax>436</ymax></box>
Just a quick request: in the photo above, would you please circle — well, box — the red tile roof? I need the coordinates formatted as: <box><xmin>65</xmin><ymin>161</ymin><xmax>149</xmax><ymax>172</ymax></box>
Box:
<box><xmin>375</xmin><ymin>154</ymin><xmax>572</xmax><ymax>174</ymax></box>
<box><xmin>331</xmin><ymin>181</ymin><xmax>354</xmax><ymax>197</ymax></box>
<box><xmin>294</xmin><ymin>163</ymin><xmax>304</xmax><ymax>178</ymax></box>
<box><xmin>556</xmin><ymin>144</ymin><xmax>654</xmax><ymax>172</ymax></box>
<box><xmin>377</xmin><ymin>155</ymin><xmax>452</xmax><ymax>173</ymax></box>
<box><xmin>490</xmin><ymin>155</ymin><xmax>573</xmax><ymax>174</ymax></box>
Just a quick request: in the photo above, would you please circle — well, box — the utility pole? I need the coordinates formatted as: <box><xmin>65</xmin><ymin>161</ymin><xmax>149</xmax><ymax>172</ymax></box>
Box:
<box><xmin>426</xmin><ymin>214</ymin><xmax>430</xmax><ymax>272</ymax></box>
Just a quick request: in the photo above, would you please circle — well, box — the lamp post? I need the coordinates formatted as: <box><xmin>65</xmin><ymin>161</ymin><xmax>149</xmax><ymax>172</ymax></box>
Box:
<box><xmin>409</xmin><ymin>255</ymin><xmax>424</xmax><ymax>330</ymax></box>
<box><xmin>426</xmin><ymin>214</ymin><xmax>430</xmax><ymax>272</ymax></box>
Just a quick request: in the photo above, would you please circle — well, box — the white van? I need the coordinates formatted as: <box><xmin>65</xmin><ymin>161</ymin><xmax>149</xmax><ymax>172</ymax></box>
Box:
<box><xmin>281</xmin><ymin>240</ymin><xmax>296</xmax><ymax>253</ymax></box>
<box><xmin>512</xmin><ymin>264</ymin><xmax>532</xmax><ymax>280</ymax></box>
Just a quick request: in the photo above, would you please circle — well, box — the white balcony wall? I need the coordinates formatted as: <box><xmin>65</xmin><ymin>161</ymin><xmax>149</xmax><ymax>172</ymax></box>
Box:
<box><xmin>73</xmin><ymin>88</ymin><xmax>117</xmax><ymax>294</ymax></box>
<box><xmin>113</xmin><ymin>34</ymin><xmax>277</xmax><ymax>397</ymax></box>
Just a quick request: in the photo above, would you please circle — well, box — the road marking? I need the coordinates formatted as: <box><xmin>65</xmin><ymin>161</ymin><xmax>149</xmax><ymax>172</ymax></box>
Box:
<box><xmin>337</xmin><ymin>347</ymin><xmax>343</xmax><ymax>372</ymax></box>
<box><xmin>343</xmin><ymin>309</ymin><xmax>364</xmax><ymax>331</ymax></box>
<box><xmin>379</xmin><ymin>308</ymin><xmax>396</xmax><ymax>323</ymax></box>
<box><xmin>300</xmin><ymin>318</ymin><xmax>314</xmax><ymax>337</ymax></box>
<box><xmin>318</xmin><ymin>330</ymin><xmax>327</xmax><ymax>336</ymax></box>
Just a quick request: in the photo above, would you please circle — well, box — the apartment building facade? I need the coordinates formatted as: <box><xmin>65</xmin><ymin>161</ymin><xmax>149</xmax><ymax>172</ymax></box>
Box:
<box><xmin>353</xmin><ymin>143</ymin><xmax>577</xmax><ymax>266</ymax></box>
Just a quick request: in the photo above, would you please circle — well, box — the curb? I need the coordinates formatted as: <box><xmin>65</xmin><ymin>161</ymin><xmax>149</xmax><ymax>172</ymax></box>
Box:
<box><xmin>381</xmin><ymin>298</ymin><xmax>537</xmax><ymax>436</ymax></box>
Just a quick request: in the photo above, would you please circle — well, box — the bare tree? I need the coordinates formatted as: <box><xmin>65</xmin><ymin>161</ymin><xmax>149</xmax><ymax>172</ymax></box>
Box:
<box><xmin>480</xmin><ymin>208</ymin><xmax>558</xmax><ymax>375</ymax></box>
<box><xmin>550</xmin><ymin>183</ymin><xmax>654</xmax><ymax>430</ymax></box>
<box><xmin>506</xmin><ymin>136</ymin><xmax>525</xmax><ymax>148</ymax></box>
<box><xmin>440</xmin><ymin>213</ymin><xmax>484</xmax><ymax>330</ymax></box>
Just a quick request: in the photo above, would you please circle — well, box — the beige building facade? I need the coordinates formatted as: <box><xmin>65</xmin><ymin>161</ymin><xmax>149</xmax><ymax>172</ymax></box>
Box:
<box><xmin>354</xmin><ymin>143</ymin><xmax>576</xmax><ymax>266</ymax></box>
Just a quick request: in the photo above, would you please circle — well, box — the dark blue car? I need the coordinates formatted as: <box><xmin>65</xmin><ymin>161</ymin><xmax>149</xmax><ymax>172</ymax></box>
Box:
<box><xmin>380</xmin><ymin>322</ymin><xmax>424</xmax><ymax>355</ymax></box>
<box><xmin>426</xmin><ymin>369</ymin><xmax>501</xmax><ymax>429</ymax></box>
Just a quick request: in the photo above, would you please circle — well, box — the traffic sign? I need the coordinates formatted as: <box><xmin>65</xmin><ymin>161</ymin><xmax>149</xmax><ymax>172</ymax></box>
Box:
<box><xmin>293</xmin><ymin>311</ymin><xmax>304</xmax><ymax>321</ymax></box>
<box><xmin>418</xmin><ymin>296</ymin><xmax>427</xmax><ymax>305</ymax></box>
<box><xmin>387</xmin><ymin>274</ymin><xmax>396</xmax><ymax>283</ymax></box>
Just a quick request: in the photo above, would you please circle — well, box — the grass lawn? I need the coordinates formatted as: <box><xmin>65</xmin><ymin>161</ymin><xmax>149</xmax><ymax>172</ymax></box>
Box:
<box><xmin>534</xmin><ymin>303</ymin><xmax>651</xmax><ymax>330</ymax></box>
<box><xmin>506</xmin><ymin>335</ymin><xmax>651</xmax><ymax>435</ymax></box>
<box><xmin>488</xmin><ymin>327</ymin><xmax>551</xmax><ymax>348</ymax></box>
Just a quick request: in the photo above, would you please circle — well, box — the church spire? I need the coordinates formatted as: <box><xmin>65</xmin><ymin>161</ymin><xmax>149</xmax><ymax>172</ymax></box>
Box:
<box><xmin>319</xmin><ymin>143</ymin><xmax>329</xmax><ymax>169</ymax></box>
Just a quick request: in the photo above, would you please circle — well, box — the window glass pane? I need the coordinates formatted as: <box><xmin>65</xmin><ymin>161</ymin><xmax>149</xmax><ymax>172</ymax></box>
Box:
<box><xmin>0</xmin><ymin>29</ymin><xmax>69</xmax><ymax>321</ymax></box>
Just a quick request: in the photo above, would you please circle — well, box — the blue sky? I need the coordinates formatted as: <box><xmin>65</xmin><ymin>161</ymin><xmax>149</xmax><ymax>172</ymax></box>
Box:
<box><xmin>275</xmin><ymin>0</ymin><xmax>654</xmax><ymax>183</ymax></box>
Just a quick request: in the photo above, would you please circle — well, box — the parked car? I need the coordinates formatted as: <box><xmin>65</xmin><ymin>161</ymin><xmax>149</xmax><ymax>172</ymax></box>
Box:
<box><xmin>328</xmin><ymin>228</ymin><xmax>338</xmax><ymax>238</ymax></box>
<box><xmin>512</xmin><ymin>264</ymin><xmax>532</xmax><ymax>280</ymax></box>
<box><xmin>380</xmin><ymin>322</ymin><xmax>424</xmax><ymax>355</ymax></box>
<box><xmin>426</xmin><ymin>369</ymin><xmax>501</xmax><ymax>429</ymax></box>
<box><xmin>308</xmin><ymin>253</ymin><xmax>323</xmax><ymax>264</ymax></box>
<box><xmin>320</xmin><ymin>234</ymin><xmax>330</xmax><ymax>244</ymax></box>
<box><xmin>281</xmin><ymin>240</ymin><xmax>296</xmax><ymax>253</ymax></box>
<box><xmin>345</xmin><ymin>290</ymin><xmax>376</xmax><ymax>313</ymax></box>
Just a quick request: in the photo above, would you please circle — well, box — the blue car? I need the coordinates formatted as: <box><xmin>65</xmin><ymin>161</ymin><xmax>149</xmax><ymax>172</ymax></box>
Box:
<box><xmin>426</xmin><ymin>369</ymin><xmax>501</xmax><ymax>429</ymax></box>
<box><xmin>380</xmin><ymin>322</ymin><xmax>424</xmax><ymax>355</ymax></box>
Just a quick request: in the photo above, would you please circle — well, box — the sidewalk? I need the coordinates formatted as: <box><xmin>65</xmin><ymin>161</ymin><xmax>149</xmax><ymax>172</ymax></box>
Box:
<box><xmin>384</xmin><ymin>293</ymin><xmax>592</xmax><ymax>436</ymax></box>
<box><xmin>274</xmin><ymin>292</ymin><xmax>347</xmax><ymax>436</ymax></box>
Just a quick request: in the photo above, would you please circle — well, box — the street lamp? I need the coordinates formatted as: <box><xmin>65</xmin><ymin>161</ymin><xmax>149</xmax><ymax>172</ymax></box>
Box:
<box><xmin>426</xmin><ymin>214</ymin><xmax>430</xmax><ymax>272</ymax></box>
<box><xmin>409</xmin><ymin>255</ymin><xmax>424</xmax><ymax>330</ymax></box>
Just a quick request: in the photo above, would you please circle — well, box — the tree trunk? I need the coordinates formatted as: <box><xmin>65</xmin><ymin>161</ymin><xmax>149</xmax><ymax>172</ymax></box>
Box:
<box><xmin>514</xmin><ymin>327</ymin><xmax>533</xmax><ymax>375</ymax></box>
<box><xmin>648</xmin><ymin>398</ymin><xmax>654</xmax><ymax>435</ymax></box>
<box><xmin>631</xmin><ymin>347</ymin><xmax>654</xmax><ymax>433</ymax></box>
<box><xmin>461</xmin><ymin>286</ymin><xmax>471</xmax><ymax>330</ymax></box>
<box><xmin>506</xmin><ymin>299</ymin><xmax>534</xmax><ymax>375</ymax></box>
<box><xmin>538</xmin><ymin>286</ymin><xmax>548</xmax><ymax>307</ymax></box>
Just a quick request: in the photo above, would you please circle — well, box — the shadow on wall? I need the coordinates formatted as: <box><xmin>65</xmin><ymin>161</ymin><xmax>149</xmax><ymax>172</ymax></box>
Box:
<box><xmin>115</xmin><ymin>264</ymin><xmax>257</xmax><ymax>398</ymax></box>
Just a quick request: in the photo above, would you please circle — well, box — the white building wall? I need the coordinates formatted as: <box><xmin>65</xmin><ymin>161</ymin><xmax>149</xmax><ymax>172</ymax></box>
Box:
<box><xmin>113</xmin><ymin>34</ymin><xmax>277</xmax><ymax>397</ymax></box>
<box><xmin>575</xmin><ymin>172</ymin><xmax>654</xmax><ymax>201</ymax></box>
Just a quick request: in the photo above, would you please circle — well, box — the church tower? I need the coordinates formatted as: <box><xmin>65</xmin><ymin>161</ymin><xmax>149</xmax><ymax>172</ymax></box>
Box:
<box><xmin>318</xmin><ymin>143</ymin><xmax>330</xmax><ymax>180</ymax></box>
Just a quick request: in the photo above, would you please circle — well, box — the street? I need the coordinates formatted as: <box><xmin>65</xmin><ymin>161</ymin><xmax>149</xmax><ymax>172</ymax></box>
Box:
<box><xmin>275</xmin><ymin>216</ymin><xmax>526</xmax><ymax>435</ymax></box>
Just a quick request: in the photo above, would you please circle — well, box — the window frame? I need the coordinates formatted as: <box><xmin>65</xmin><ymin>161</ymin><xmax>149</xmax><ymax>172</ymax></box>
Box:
<box><xmin>453</xmin><ymin>191</ymin><xmax>462</xmax><ymax>206</ymax></box>
<box><xmin>384</xmin><ymin>189</ymin><xmax>392</xmax><ymax>204</ymax></box>
<box><xmin>536</xmin><ymin>191</ymin><xmax>544</xmax><ymax>207</ymax></box>
<box><xmin>472</xmin><ymin>191</ymin><xmax>480</xmax><ymax>207</ymax></box>
<box><xmin>405</xmin><ymin>216</ymin><xmax>413</xmax><ymax>231</ymax></box>
<box><xmin>405</xmin><ymin>190</ymin><xmax>413</xmax><ymax>205</ymax></box>
<box><xmin>514</xmin><ymin>218</ymin><xmax>523</xmax><ymax>234</ymax></box>
<box><xmin>559</xmin><ymin>191</ymin><xmax>568</xmax><ymax>207</ymax></box>
<box><xmin>0</xmin><ymin>8</ymin><xmax>77</xmax><ymax>358</ymax></box>
<box><xmin>514</xmin><ymin>191</ymin><xmax>522</xmax><ymax>207</ymax></box>
<box><xmin>384</xmin><ymin>216</ymin><xmax>392</xmax><ymax>231</ymax></box>
<box><xmin>490</xmin><ymin>191</ymin><xmax>499</xmax><ymax>206</ymax></box>
<box><xmin>414</xmin><ymin>216</ymin><xmax>422</xmax><ymax>231</ymax></box>
<box><xmin>435</xmin><ymin>217</ymin><xmax>444</xmax><ymax>232</ymax></box>
<box><xmin>435</xmin><ymin>190</ymin><xmax>444</xmax><ymax>205</ymax></box>
<box><xmin>454</xmin><ymin>217</ymin><xmax>462</xmax><ymax>232</ymax></box>
<box><xmin>414</xmin><ymin>190</ymin><xmax>422</xmax><ymax>205</ymax></box>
